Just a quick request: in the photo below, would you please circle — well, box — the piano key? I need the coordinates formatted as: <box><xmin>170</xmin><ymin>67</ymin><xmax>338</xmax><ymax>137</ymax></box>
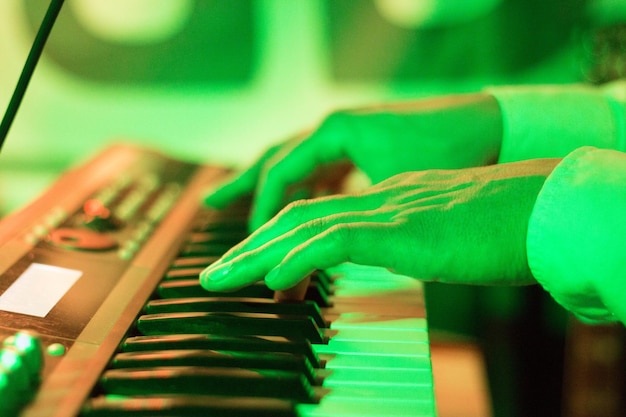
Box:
<box><xmin>310</xmin><ymin>270</ymin><xmax>333</xmax><ymax>295</ymax></box>
<box><xmin>301</xmin><ymin>265</ymin><xmax>436</xmax><ymax>417</ymax></box>
<box><xmin>145</xmin><ymin>297</ymin><xmax>327</xmax><ymax>328</ymax></box>
<box><xmin>179</xmin><ymin>242</ymin><xmax>232</xmax><ymax>257</ymax></box>
<box><xmin>167</xmin><ymin>261</ymin><xmax>330</xmax><ymax>292</ymax></box>
<box><xmin>137</xmin><ymin>312</ymin><xmax>326</xmax><ymax>344</ymax></box>
<box><xmin>110</xmin><ymin>349</ymin><xmax>318</xmax><ymax>385</ymax></box>
<box><xmin>323</xmin><ymin>366</ymin><xmax>431</xmax><ymax>387</ymax></box>
<box><xmin>160</xmin><ymin>269</ymin><xmax>331</xmax><ymax>302</ymax></box>
<box><xmin>82</xmin><ymin>395</ymin><xmax>297</xmax><ymax>417</ymax></box>
<box><xmin>308</xmin><ymin>282</ymin><xmax>332</xmax><ymax>307</ymax></box>
<box><xmin>164</xmin><ymin>267</ymin><xmax>205</xmax><ymax>280</ymax></box>
<box><xmin>312</xmin><ymin>384</ymin><xmax>433</xmax><ymax>401</ymax></box>
<box><xmin>170</xmin><ymin>256</ymin><xmax>220</xmax><ymax>269</ymax></box>
<box><xmin>329</xmin><ymin>317</ymin><xmax>428</xmax><ymax>343</ymax></box>
<box><xmin>194</xmin><ymin>219</ymin><xmax>249</xmax><ymax>234</ymax></box>
<box><xmin>297</xmin><ymin>397</ymin><xmax>436</xmax><ymax>417</ymax></box>
<box><xmin>187</xmin><ymin>231</ymin><xmax>247</xmax><ymax>245</ymax></box>
<box><xmin>121</xmin><ymin>334</ymin><xmax>322</xmax><ymax>368</ymax></box>
<box><xmin>100</xmin><ymin>366</ymin><xmax>316</xmax><ymax>402</ymax></box>
<box><xmin>158</xmin><ymin>279</ymin><xmax>274</xmax><ymax>299</ymax></box>
<box><xmin>157</xmin><ymin>279</ymin><xmax>332</xmax><ymax>307</ymax></box>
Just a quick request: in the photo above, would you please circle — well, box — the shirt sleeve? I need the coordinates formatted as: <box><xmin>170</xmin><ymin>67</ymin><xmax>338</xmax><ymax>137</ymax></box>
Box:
<box><xmin>487</xmin><ymin>80</ymin><xmax>626</xmax><ymax>162</ymax></box>
<box><xmin>527</xmin><ymin>146</ymin><xmax>626</xmax><ymax>325</ymax></box>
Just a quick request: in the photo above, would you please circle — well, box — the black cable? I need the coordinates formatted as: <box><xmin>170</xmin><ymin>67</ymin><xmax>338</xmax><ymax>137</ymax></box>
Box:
<box><xmin>0</xmin><ymin>0</ymin><xmax>65</xmax><ymax>153</ymax></box>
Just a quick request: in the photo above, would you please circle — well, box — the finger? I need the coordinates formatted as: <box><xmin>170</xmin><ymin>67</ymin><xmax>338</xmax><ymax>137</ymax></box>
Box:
<box><xmin>250</xmin><ymin>118</ymin><xmax>349</xmax><ymax>230</ymax></box>
<box><xmin>592</xmin><ymin>280</ymin><xmax>626</xmax><ymax>325</ymax></box>
<box><xmin>264</xmin><ymin>222</ymin><xmax>395</xmax><ymax>291</ymax></box>
<box><xmin>203</xmin><ymin>143</ymin><xmax>284</xmax><ymax>209</ymax></box>
<box><xmin>250</xmin><ymin>140</ymin><xmax>322</xmax><ymax>231</ymax></box>
<box><xmin>199</xmin><ymin>209</ymin><xmax>386</xmax><ymax>292</ymax></box>
<box><xmin>274</xmin><ymin>275</ymin><xmax>311</xmax><ymax>302</ymax></box>
<box><xmin>212</xmin><ymin>193</ymin><xmax>380</xmax><ymax>266</ymax></box>
<box><xmin>202</xmin><ymin>168</ymin><xmax>259</xmax><ymax>209</ymax></box>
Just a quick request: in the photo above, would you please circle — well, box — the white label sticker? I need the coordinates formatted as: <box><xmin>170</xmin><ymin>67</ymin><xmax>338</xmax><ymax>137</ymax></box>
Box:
<box><xmin>0</xmin><ymin>263</ymin><xmax>82</xmax><ymax>317</ymax></box>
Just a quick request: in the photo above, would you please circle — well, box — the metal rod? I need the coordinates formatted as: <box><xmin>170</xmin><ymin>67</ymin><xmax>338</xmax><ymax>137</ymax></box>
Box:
<box><xmin>0</xmin><ymin>0</ymin><xmax>65</xmax><ymax>153</ymax></box>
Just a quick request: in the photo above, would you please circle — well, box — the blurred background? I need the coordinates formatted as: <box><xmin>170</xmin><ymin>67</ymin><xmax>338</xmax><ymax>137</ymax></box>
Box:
<box><xmin>0</xmin><ymin>0</ymin><xmax>590</xmax><ymax>213</ymax></box>
<box><xmin>0</xmin><ymin>1</ymin><xmax>623</xmax><ymax>416</ymax></box>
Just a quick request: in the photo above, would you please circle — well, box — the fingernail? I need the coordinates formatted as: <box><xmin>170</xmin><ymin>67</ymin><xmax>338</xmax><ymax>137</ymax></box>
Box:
<box><xmin>200</xmin><ymin>261</ymin><xmax>232</xmax><ymax>287</ymax></box>
<box><xmin>201</xmin><ymin>257</ymin><xmax>223</xmax><ymax>273</ymax></box>
<box><xmin>201</xmin><ymin>187</ymin><xmax>224</xmax><ymax>209</ymax></box>
<box><xmin>264</xmin><ymin>265</ymin><xmax>281</xmax><ymax>285</ymax></box>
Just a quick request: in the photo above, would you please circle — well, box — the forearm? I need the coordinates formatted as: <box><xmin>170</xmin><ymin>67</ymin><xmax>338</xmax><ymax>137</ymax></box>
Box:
<box><xmin>487</xmin><ymin>81</ymin><xmax>626</xmax><ymax>163</ymax></box>
<box><xmin>338</xmin><ymin>92</ymin><xmax>503</xmax><ymax>179</ymax></box>
<box><xmin>527</xmin><ymin>146</ymin><xmax>626</xmax><ymax>325</ymax></box>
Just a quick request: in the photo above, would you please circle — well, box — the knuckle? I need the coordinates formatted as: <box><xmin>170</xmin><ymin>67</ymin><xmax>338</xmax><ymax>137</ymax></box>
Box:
<box><xmin>325</xmin><ymin>223</ymin><xmax>352</xmax><ymax>248</ymax></box>
<box><xmin>322</xmin><ymin>110</ymin><xmax>346</xmax><ymax>125</ymax></box>
<box><xmin>260</xmin><ymin>159</ymin><xmax>281</xmax><ymax>183</ymax></box>
<box><xmin>319</xmin><ymin>110</ymin><xmax>353</xmax><ymax>135</ymax></box>
<box><xmin>302</xmin><ymin>217</ymin><xmax>330</xmax><ymax>241</ymax></box>
<box><xmin>278</xmin><ymin>199</ymin><xmax>313</xmax><ymax>229</ymax></box>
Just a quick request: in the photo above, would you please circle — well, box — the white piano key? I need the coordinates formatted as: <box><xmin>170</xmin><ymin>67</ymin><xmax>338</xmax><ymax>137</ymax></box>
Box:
<box><xmin>323</xmin><ymin>367</ymin><xmax>433</xmax><ymax>385</ymax></box>
<box><xmin>307</xmin><ymin>263</ymin><xmax>437</xmax><ymax>417</ymax></box>
<box><xmin>316</xmin><ymin>341</ymin><xmax>430</xmax><ymax>356</ymax></box>
<box><xmin>298</xmin><ymin>396</ymin><xmax>436</xmax><ymax>417</ymax></box>
<box><xmin>321</xmin><ymin>352</ymin><xmax>432</xmax><ymax>369</ymax></box>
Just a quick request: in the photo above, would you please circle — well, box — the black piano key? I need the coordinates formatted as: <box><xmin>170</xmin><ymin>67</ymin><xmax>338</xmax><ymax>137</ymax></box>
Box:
<box><xmin>110</xmin><ymin>349</ymin><xmax>318</xmax><ymax>385</ymax></box>
<box><xmin>82</xmin><ymin>395</ymin><xmax>297</xmax><ymax>417</ymax></box>
<box><xmin>158</xmin><ymin>278</ymin><xmax>331</xmax><ymax>307</ymax></box>
<box><xmin>137</xmin><ymin>312</ymin><xmax>325</xmax><ymax>344</ymax></box>
<box><xmin>145</xmin><ymin>297</ymin><xmax>327</xmax><ymax>328</ymax></box>
<box><xmin>311</xmin><ymin>270</ymin><xmax>333</xmax><ymax>295</ymax></box>
<box><xmin>158</xmin><ymin>280</ymin><xmax>273</xmax><ymax>299</ymax></box>
<box><xmin>164</xmin><ymin>268</ymin><xmax>205</xmax><ymax>280</ymax></box>
<box><xmin>179</xmin><ymin>242</ymin><xmax>232</xmax><ymax>257</ymax></box>
<box><xmin>121</xmin><ymin>335</ymin><xmax>321</xmax><ymax>368</ymax></box>
<box><xmin>194</xmin><ymin>216</ymin><xmax>249</xmax><ymax>233</ymax></box>
<box><xmin>304</xmin><ymin>281</ymin><xmax>331</xmax><ymax>308</ymax></box>
<box><xmin>187</xmin><ymin>231</ymin><xmax>245</xmax><ymax>245</ymax></box>
<box><xmin>170</xmin><ymin>256</ymin><xmax>220</xmax><ymax>269</ymax></box>
<box><xmin>99</xmin><ymin>367</ymin><xmax>315</xmax><ymax>403</ymax></box>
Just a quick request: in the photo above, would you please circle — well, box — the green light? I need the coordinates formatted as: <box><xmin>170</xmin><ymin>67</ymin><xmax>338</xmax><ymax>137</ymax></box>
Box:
<box><xmin>12</xmin><ymin>332</ymin><xmax>37</xmax><ymax>353</ymax></box>
<box><xmin>0</xmin><ymin>370</ymin><xmax>9</xmax><ymax>390</ymax></box>
<box><xmin>0</xmin><ymin>348</ymin><xmax>30</xmax><ymax>396</ymax></box>
<box><xmin>46</xmin><ymin>343</ymin><xmax>66</xmax><ymax>357</ymax></box>
<box><xmin>0</xmin><ymin>349</ymin><xmax>20</xmax><ymax>371</ymax></box>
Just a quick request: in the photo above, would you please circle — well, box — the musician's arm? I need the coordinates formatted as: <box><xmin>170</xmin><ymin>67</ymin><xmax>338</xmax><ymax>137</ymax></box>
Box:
<box><xmin>487</xmin><ymin>80</ymin><xmax>626</xmax><ymax>162</ymax></box>
<box><xmin>204</xmin><ymin>93</ymin><xmax>504</xmax><ymax>231</ymax></box>
<box><xmin>200</xmin><ymin>159</ymin><xmax>559</xmax><ymax>291</ymax></box>
<box><xmin>205</xmin><ymin>82</ymin><xmax>626</xmax><ymax>231</ymax></box>
<box><xmin>526</xmin><ymin>146</ymin><xmax>626</xmax><ymax>325</ymax></box>
<box><xmin>201</xmin><ymin>150</ymin><xmax>626</xmax><ymax>326</ymax></box>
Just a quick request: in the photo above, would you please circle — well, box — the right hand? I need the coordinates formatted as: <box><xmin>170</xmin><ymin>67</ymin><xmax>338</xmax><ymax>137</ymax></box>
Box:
<box><xmin>204</xmin><ymin>92</ymin><xmax>502</xmax><ymax>231</ymax></box>
<box><xmin>200</xmin><ymin>158</ymin><xmax>559</xmax><ymax>295</ymax></box>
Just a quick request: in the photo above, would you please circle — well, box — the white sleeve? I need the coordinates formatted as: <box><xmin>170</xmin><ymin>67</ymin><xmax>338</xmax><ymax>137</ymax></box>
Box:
<box><xmin>526</xmin><ymin>146</ymin><xmax>626</xmax><ymax>325</ymax></box>
<box><xmin>487</xmin><ymin>81</ymin><xmax>626</xmax><ymax>162</ymax></box>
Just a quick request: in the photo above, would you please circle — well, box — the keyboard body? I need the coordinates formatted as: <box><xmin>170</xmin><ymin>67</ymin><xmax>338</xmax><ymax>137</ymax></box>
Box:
<box><xmin>0</xmin><ymin>145</ymin><xmax>436</xmax><ymax>417</ymax></box>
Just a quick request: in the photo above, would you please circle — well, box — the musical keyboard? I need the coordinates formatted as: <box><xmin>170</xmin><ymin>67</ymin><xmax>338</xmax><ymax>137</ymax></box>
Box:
<box><xmin>0</xmin><ymin>145</ymin><xmax>436</xmax><ymax>417</ymax></box>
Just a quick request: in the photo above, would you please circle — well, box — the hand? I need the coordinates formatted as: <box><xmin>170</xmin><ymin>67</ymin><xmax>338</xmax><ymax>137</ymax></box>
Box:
<box><xmin>200</xmin><ymin>159</ymin><xmax>559</xmax><ymax>295</ymax></box>
<box><xmin>204</xmin><ymin>93</ymin><xmax>502</xmax><ymax>231</ymax></box>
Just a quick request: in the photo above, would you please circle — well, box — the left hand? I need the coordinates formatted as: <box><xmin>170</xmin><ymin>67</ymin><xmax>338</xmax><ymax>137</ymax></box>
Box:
<box><xmin>200</xmin><ymin>159</ymin><xmax>559</xmax><ymax>294</ymax></box>
<box><xmin>203</xmin><ymin>93</ymin><xmax>502</xmax><ymax>231</ymax></box>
